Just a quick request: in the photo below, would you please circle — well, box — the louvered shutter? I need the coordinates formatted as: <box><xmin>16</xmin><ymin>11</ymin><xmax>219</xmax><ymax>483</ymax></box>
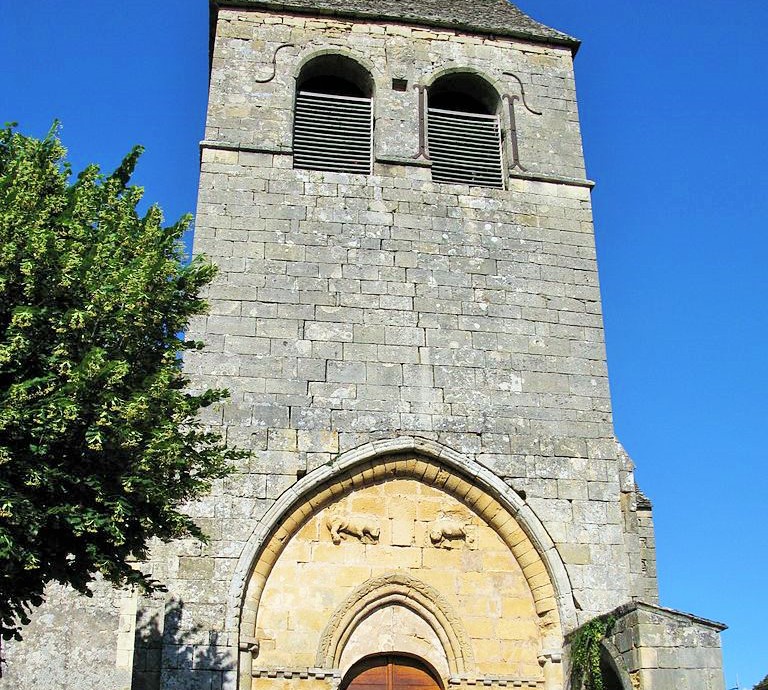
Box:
<box><xmin>293</xmin><ymin>90</ymin><xmax>373</xmax><ymax>174</ymax></box>
<box><xmin>427</xmin><ymin>107</ymin><xmax>504</xmax><ymax>188</ymax></box>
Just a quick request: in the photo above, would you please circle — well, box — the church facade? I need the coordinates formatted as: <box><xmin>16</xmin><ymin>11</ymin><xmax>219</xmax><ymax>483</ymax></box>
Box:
<box><xmin>5</xmin><ymin>2</ymin><xmax>726</xmax><ymax>689</ymax></box>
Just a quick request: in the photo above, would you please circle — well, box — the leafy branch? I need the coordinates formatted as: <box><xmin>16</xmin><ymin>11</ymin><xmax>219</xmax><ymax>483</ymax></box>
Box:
<box><xmin>0</xmin><ymin>124</ymin><xmax>246</xmax><ymax>644</ymax></box>
<box><xmin>569</xmin><ymin>616</ymin><xmax>616</xmax><ymax>690</ymax></box>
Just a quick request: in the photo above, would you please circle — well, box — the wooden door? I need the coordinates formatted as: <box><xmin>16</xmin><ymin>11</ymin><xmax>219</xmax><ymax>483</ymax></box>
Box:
<box><xmin>344</xmin><ymin>656</ymin><xmax>441</xmax><ymax>690</ymax></box>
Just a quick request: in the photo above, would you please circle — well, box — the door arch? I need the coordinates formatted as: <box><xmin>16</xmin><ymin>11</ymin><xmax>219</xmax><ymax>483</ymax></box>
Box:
<box><xmin>342</xmin><ymin>655</ymin><xmax>443</xmax><ymax>690</ymax></box>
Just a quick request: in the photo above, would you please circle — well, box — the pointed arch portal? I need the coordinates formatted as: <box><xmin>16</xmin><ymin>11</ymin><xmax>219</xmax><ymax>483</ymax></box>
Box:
<box><xmin>231</xmin><ymin>437</ymin><xmax>575</xmax><ymax>690</ymax></box>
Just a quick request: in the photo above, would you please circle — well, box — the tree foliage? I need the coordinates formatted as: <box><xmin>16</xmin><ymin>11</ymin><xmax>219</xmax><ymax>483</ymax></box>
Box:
<box><xmin>755</xmin><ymin>675</ymin><xmax>768</xmax><ymax>690</ymax></box>
<box><xmin>0</xmin><ymin>125</ymin><xmax>241</xmax><ymax>641</ymax></box>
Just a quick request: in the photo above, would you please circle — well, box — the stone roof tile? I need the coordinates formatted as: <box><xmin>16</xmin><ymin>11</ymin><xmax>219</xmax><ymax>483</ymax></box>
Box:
<box><xmin>212</xmin><ymin>0</ymin><xmax>579</xmax><ymax>50</ymax></box>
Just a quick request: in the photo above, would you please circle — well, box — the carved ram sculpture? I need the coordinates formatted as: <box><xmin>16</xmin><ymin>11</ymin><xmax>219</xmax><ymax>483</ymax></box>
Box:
<box><xmin>326</xmin><ymin>512</ymin><xmax>381</xmax><ymax>545</ymax></box>
<box><xmin>429</xmin><ymin>515</ymin><xmax>474</xmax><ymax>548</ymax></box>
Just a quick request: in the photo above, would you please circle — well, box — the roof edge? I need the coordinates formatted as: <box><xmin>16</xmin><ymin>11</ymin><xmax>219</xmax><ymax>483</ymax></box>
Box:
<box><xmin>210</xmin><ymin>0</ymin><xmax>581</xmax><ymax>54</ymax></box>
<box><xmin>606</xmin><ymin>601</ymin><xmax>728</xmax><ymax>633</ymax></box>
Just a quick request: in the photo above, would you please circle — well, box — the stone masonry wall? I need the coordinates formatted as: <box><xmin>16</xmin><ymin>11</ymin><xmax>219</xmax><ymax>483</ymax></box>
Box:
<box><xmin>3</xmin><ymin>8</ymin><xmax>657</xmax><ymax>689</ymax></box>
<box><xmin>2</xmin><ymin>580</ymin><xmax>134</xmax><ymax>688</ymax></box>
<box><xmin>607</xmin><ymin>604</ymin><xmax>726</xmax><ymax>690</ymax></box>
<box><xmin>183</xmin><ymin>6</ymin><xmax>652</xmax><ymax>646</ymax></box>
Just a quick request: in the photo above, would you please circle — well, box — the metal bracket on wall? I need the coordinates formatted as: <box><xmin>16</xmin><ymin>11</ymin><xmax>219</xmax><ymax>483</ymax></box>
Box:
<box><xmin>412</xmin><ymin>84</ymin><xmax>431</xmax><ymax>161</ymax></box>
<box><xmin>254</xmin><ymin>43</ymin><xmax>295</xmax><ymax>84</ymax></box>
<box><xmin>504</xmin><ymin>94</ymin><xmax>526</xmax><ymax>172</ymax></box>
<box><xmin>502</xmin><ymin>72</ymin><xmax>542</xmax><ymax>173</ymax></box>
<box><xmin>502</xmin><ymin>71</ymin><xmax>542</xmax><ymax>115</ymax></box>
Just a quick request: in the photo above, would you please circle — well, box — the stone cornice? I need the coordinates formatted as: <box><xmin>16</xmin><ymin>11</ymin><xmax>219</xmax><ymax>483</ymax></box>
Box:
<box><xmin>210</xmin><ymin>0</ymin><xmax>580</xmax><ymax>52</ymax></box>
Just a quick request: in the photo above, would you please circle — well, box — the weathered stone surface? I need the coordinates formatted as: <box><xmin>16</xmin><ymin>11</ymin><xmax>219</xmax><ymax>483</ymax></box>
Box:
<box><xmin>605</xmin><ymin>603</ymin><xmax>727</xmax><ymax>690</ymax></box>
<box><xmin>214</xmin><ymin>0</ymin><xmax>580</xmax><ymax>48</ymax></box>
<box><xmin>6</xmin><ymin>4</ymin><xmax>726</xmax><ymax>689</ymax></box>
<box><xmin>3</xmin><ymin>581</ymin><xmax>133</xmax><ymax>688</ymax></box>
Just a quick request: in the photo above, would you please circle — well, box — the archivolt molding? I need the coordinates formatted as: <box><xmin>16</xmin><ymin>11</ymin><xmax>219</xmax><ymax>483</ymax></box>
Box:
<box><xmin>227</xmin><ymin>436</ymin><xmax>576</xmax><ymax>650</ymax></box>
<box><xmin>317</xmin><ymin>571</ymin><xmax>474</xmax><ymax>675</ymax></box>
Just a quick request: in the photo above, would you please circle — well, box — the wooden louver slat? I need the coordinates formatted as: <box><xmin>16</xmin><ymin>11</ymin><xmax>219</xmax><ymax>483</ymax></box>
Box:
<box><xmin>427</xmin><ymin>107</ymin><xmax>504</xmax><ymax>188</ymax></box>
<box><xmin>293</xmin><ymin>91</ymin><xmax>373</xmax><ymax>174</ymax></box>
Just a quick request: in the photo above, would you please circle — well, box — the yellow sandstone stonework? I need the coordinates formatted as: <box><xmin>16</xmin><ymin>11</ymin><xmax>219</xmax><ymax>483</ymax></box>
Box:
<box><xmin>243</xmin><ymin>456</ymin><xmax>562</xmax><ymax>688</ymax></box>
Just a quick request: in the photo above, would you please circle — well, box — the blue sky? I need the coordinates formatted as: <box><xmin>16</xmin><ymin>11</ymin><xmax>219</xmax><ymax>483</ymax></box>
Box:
<box><xmin>1</xmin><ymin>1</ymin><xmax>766</xmax><ymax>687</ymax></box>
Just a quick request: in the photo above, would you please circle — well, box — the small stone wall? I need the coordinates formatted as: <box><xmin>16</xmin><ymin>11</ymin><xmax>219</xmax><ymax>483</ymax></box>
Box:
<box><xmin>2</xmin><ymin>580</ymin><xmax>134</xmax><ymax>688</ymax></box>
<box><xmin>605</xmin><ymin>602</ymin><xmax>726</xmax><ymax>690</ymax></box>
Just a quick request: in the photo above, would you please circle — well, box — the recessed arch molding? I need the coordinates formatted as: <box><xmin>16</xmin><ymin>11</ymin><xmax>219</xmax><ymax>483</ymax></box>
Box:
<box><xmin>227</xmin><ymin>435</ymin><xmax>577</xmax><ymax>649</ymax></box>
<box><xmin>318</xmin><ymin>571</ymin><xmax>474</xmax><ymax>675</ymax></box>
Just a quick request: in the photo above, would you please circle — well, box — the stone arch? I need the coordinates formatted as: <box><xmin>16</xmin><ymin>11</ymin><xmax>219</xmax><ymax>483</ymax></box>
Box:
<box><xmin>599</xmin><ymin>639</ymin><xmax>634</xmax><ymax>690</ymax></box>
<box><xmin>423</xmin><ymin>67</ymin><xmax>505</xmax><ymax>114</ymax></box>
<box><xmin>428</xmin><ymin>72</ymin><xmax>500</xmax><ymax>115</ymax></box>
<box><xmin>317</xmin><ymin>572</ymin><xmax>474</xmax><ymax>677</ymax></box>
<box><xmin>227</xmin><ymin>436</ymin><xmax>576</xmax><ymax>647</ymax></box>
<box><xmin>294</xmin><ymin>46</ymin><xmax>380</xmax><ymax>98</ymax></box>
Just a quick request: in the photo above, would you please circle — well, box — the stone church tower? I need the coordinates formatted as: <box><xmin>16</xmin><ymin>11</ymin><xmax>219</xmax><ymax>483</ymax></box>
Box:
<box><xmin>5</xmin><ymin>2</ymin><xmax>727</xmax><ymax>689</ymax></box>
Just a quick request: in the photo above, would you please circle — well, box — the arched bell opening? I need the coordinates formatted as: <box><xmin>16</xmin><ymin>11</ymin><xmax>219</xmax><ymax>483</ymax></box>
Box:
<box><xmin>426</xmin><ymin>72</ymin><xmax>504</xmax><ymax>188</ymax></box>
<box><xmin>428</xmin><ymin>72</ymin><xmax>501</xmax><ymax>116</ymax></box>
<box><xmin>297</xmin><ymin>53</ymin><xmax>374</xmax><ymax>99</ymax></box>
<box><xmin>293</xmin><ymin>53</ymin><xmax>374</xmax><ymax>174</ymax></box>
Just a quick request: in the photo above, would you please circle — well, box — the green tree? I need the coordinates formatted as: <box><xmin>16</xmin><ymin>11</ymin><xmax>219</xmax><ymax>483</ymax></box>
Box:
<box><xmin>754</xmin><ymin>675</ymin><xmax>768</xmax><ymax>690</ymax></box>
<box><xmin>0</xmin><ymin>125</ymin><xmax>242</xmax><ymax>642</ymax></box>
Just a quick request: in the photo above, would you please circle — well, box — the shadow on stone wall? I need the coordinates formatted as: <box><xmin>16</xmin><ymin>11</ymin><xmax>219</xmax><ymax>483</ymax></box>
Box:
<box><xmin>133</xmin><ymin>598</ymin><xmax>234</xmax><ymax>690</ymax></box>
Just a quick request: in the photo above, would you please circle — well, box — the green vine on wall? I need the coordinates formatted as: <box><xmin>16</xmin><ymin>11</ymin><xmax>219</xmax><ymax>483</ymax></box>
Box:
<box><xmin>569</xmin><ymin>616</ymin><xmax>616</xmax><ymax>690</ymax></box>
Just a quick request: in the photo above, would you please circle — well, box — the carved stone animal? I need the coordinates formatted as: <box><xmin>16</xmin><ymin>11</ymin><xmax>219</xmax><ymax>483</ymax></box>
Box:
<box><xmin>429</xmin><ymin>517</ymin><xmax>473</xmax><ymax>548</ymax></box>
<box><xmin>326</xmin><ymin>513</ymin><xmax>381</xmax><ymax>545</ymax></box>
